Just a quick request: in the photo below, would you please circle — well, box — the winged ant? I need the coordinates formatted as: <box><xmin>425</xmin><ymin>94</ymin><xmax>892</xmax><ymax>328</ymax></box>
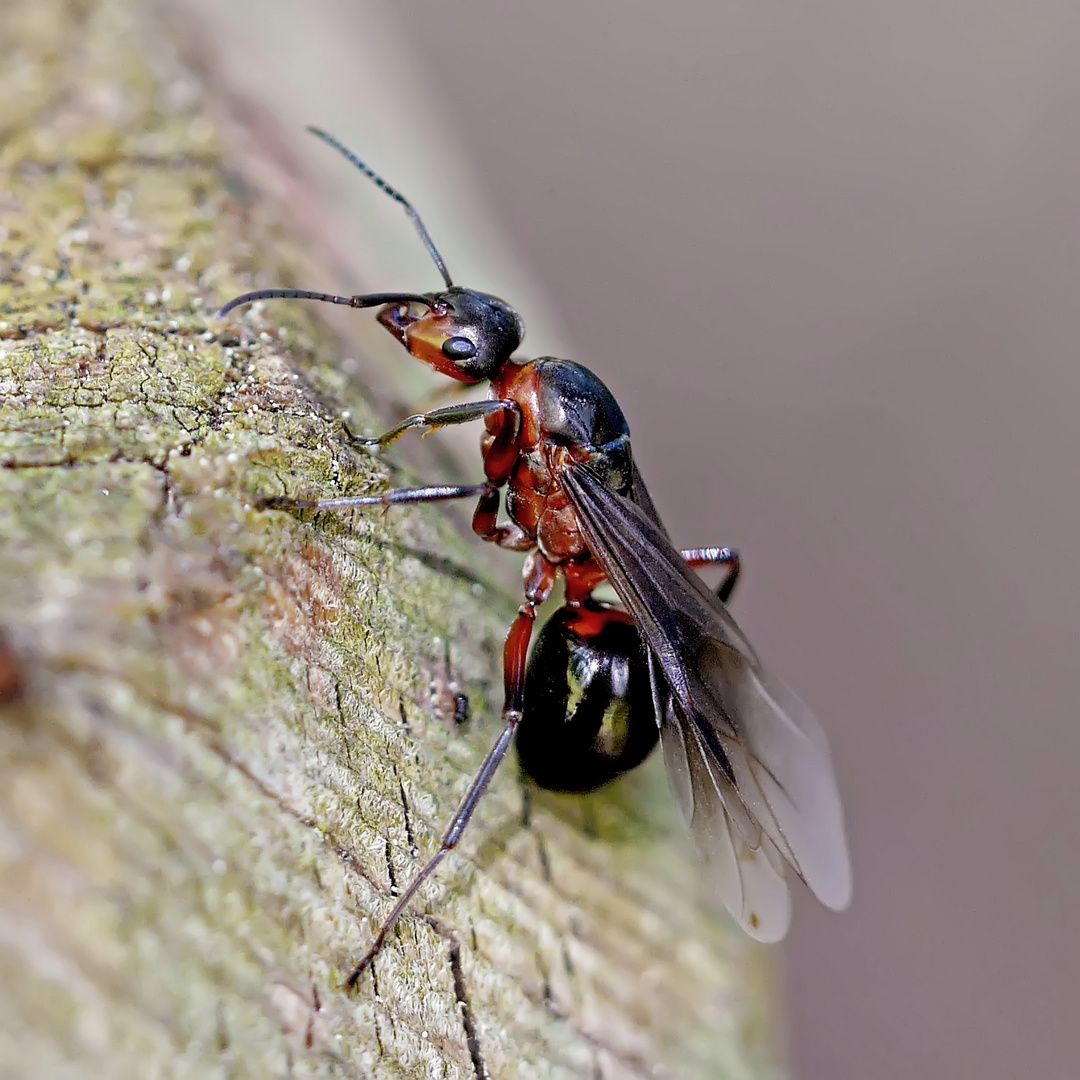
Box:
<box><xmin>221</xmin><ymin>127</ymin><xmax>852</xmax><ymax>988</ymax></box>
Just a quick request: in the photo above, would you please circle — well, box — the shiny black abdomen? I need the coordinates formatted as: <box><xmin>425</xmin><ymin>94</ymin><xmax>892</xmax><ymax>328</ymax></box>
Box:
<box><xmin>517</xmin><ymin>602</ymin><xmax>659</xmax><ymax>793</ymax></box>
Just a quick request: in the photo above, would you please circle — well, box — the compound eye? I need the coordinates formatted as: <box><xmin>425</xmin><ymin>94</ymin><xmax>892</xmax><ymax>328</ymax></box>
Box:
<box><xmin>441</xmin><ymin>336</ymin><xmax>477</xmax><ymax>362</ymax></box>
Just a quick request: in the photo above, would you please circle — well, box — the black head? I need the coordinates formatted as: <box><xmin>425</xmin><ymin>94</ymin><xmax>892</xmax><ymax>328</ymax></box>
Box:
<box><xmin>377</xmin><ymin>286</ymin><xmax>523</xmax><ymax>383</ymax></box>
<box><xmin>217</xmin><ymin>127</ymin><xmax>525</xmax><ymax>384</ymax></box>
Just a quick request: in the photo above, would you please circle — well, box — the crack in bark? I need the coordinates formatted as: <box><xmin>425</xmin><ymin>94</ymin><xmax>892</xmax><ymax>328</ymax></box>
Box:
<box><xmin>395</xmin><ymin>768</ymin><xmax>418</xmax><ymax>859</ymax></box>
<box><xmin>535</xmin><ymin>830</ymin><xmax>553</xmax><ymax>885</ymax></box>
<box><xmin>369</xmin><ymin>964</ymin><xmax>386</xmax><ymax>1059</ymax></box>
<box><xmin>383</xmin><ymin>835</ymin><xmax>398</xmax><ymax>897</ymax></box>
<box><xmin>450</xmin><ymin>935</ymin><xmax>489</xmax><ymax>1080</ymax></box>
<box><xmin>425</xmin><ymin>919</ymin><xmax>489</xmax><ymax>1080</ymax></box>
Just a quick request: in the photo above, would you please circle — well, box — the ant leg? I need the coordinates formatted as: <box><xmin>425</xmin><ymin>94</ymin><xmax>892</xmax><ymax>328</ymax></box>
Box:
<box><xmin>346</xmin><ymin>400</ymin><xmax>517</xmax><ymax>450</ymax></box>
<box><xmin>681</xmin><ymin>546</ymin><xmax>741</xmax><ymax>603</ymax></box>
<box><xmin>470</xmin><ymin>486</ymin><xmax>534</xmax><ymax>551</ymax></box>
<box><xmin>345</xmin><ymin>562</ymin><xmax>553</xmax><ymax>989</ymax></box>
<box><xmin>261</xmin><ymin>482</ymin><xmax>496</xmax><ymax>513</ymax></box>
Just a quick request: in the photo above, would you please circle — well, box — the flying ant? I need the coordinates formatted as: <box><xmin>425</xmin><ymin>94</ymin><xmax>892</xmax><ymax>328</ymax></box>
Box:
<box><xmin>221</xmin><ymin>127</ymin><xmax>852</xmax><ymax>988</ymax></box>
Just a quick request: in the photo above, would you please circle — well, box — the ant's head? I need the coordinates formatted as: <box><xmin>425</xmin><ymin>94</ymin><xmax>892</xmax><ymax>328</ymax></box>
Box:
<box><xmin>377</xmin><ymin>287</ymin><xmax>522</xmax><ymax>383</ymax></box>
<box><xmin>218</xmin><ymin>127</ymin><xmax>524</xmax><ymax>384</ymax></box>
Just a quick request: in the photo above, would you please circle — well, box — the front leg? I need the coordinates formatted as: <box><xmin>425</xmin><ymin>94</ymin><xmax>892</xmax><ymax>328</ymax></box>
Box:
<box><xmin>345</xmin><ymin>399</ymin><xmax>517</xmax><ymax>450</ymax></box>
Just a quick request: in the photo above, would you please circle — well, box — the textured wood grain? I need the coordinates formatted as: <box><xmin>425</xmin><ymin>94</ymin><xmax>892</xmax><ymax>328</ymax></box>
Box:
<box><xmin>0</xmin><ymin>1</ymin><xmax>778</xmax><ymax>1077</ymax></box>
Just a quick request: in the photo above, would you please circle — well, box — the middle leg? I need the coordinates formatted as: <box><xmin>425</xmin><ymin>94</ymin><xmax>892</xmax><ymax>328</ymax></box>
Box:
<box><xmin>470</xmin><ymin>485</ymin><xmax>535</xmax><ymax>551</ymax></box>
<box><xmin>261</xmin><ymin>481</ymin><xmax>497</xmax><ymax>513</ymax></box>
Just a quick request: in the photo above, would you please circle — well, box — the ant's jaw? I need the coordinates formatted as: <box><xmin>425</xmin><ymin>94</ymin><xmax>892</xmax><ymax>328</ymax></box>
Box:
<box><xmin>377</xmin><ymin>299</ymin><xmax>432</xmax><ymax>346</ymax></box>
<box><xmin>374</xmin><ymin>287</ymin><xmax>519</xmax><ymax>383</ymax></box>
<box><xmin>377</xmin><ymin>301</ymin><xmax>483</xmax><ymax>383</ymax></box>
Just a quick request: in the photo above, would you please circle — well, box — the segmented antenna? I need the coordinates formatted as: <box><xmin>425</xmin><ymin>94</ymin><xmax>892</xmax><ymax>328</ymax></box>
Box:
<box><xmin>218</xmin><ymin>288</ymin><xmax>432</xmax><ymax>319</ymax></box>
<box><xmin>307</xmin><ymin>126</ymin><xmax>453</xmax><ymax>289</ymax></box>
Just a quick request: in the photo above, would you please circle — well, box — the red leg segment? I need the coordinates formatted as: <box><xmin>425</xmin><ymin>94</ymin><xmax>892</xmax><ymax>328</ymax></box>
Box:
<box><xmin>471</xmin><ymin>486</ymin><xmax>535</xmax><ymax>550</ymax></box>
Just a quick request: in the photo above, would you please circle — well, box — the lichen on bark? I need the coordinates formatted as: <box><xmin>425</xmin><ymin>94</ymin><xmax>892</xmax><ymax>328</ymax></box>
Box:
<box><xmin>0</xmin><ymin>1</ymin><xmax>778</xmax><ymax>1078</ymax></box>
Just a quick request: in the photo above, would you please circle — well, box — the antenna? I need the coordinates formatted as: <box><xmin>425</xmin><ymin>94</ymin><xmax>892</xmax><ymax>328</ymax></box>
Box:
<box><xmin>218</xmin><ymin>289</ymin><xmax>433</xmax><ymax>319</ymax></box>
<box><xmin>307</xmin><ymin>126</ymin><xmax>453</xmax><ymax>289</ymax></box>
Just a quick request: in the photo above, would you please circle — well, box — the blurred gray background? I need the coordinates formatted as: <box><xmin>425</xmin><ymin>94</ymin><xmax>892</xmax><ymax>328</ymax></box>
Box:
<box><xmin>192</xmin><ymin>1</ymin><xmax>1080</xmax><ymax>1075</ymax></box>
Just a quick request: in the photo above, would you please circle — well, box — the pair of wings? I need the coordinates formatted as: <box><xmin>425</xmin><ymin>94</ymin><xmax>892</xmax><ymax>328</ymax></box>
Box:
<box><xmin>562</xmin><ymin>463</ymin><xmax>852</xmax><ymax>942</ymax></box>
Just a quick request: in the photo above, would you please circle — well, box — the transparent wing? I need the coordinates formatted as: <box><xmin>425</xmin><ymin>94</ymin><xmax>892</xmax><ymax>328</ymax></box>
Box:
<box><xmin>565</xmin><ymin>464</ymin><xmax>852</xmax><ymax>923</ymax></box>
<box><xmin>651</xmin><ymin>654</ymin><xmax>791</xmax><ymax>941</ymax></box>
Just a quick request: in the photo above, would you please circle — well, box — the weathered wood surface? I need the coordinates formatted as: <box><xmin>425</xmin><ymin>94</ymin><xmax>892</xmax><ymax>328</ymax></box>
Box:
<box><xmin>0</xmin><ymin>1</ymin><xmax>777</xmax><ymax>1077</ymax></box>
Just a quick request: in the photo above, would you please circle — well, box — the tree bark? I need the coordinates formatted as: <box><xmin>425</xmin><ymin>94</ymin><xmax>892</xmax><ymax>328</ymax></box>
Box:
<box><xmin>0</xmin><ymin>1</ymin><xmax>778</xmax><ymax>1077</ymax></box>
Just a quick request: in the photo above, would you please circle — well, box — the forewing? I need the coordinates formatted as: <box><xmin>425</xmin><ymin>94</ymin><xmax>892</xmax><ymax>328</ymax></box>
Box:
<box><xmin>699</xmin><ymin>642</ymin><xmax>852</xmax><ymax>910</ymax></box>
<box><xmin>565</xmin><ymin>464</ymin><xmax>852</xmax><ymax>918</ymax></box>
<box><xmin>652</xmin><ymin>654</ymin><xmax>791</xmax><ymax>941</ymax></box>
